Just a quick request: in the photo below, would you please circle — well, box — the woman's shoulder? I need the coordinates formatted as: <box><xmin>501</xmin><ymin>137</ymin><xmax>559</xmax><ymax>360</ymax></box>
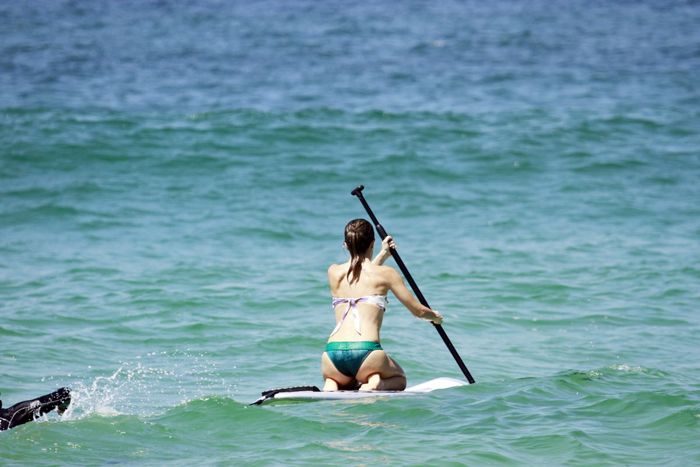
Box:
<box><xmin>327</xmin><ymin>262</ymin><xmax>348</xmax><ymax>278</ymax></box>
<box><xmin>372</xmin><ymin>264</ymin><xmax>402</xmax><ymax>285</ymax></box>
<box><xmin>371</xmin><ymin>263</ymin><xmax>399</xmax><ymax>275</ymax></box>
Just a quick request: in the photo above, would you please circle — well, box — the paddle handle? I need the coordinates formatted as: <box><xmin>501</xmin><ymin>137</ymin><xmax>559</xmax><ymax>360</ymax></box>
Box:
<box><xmin>351</xmin><ymin>185</ymin><xmax>476</xmax><ymax>384</ymax></box>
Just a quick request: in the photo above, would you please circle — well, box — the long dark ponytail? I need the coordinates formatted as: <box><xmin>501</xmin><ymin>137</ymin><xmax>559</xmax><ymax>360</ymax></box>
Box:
<box><xmin>344</xmin><ymin>219</ymin><xmax>375</xmax><ymax>284</ymax></box>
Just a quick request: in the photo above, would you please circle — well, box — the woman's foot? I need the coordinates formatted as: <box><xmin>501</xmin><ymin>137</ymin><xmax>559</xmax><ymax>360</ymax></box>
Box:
<box><xmin>359</xmin><ymin>374</ymin><xmax>381</xmax><ymax>391</ymax></box>
<box><xmin>359</xmin><ymin>374</ymin><xmax>406</xmax><ymax>391</ymax></box>
<box><xmin>323</xmin><ymin>379</ymin><xmax>340</xmax><ymax>391</ymax></box>
<box><xmin>360</xmin><ymin>374</ymin><xmax>406</xmax><ymax>391</ymax></box>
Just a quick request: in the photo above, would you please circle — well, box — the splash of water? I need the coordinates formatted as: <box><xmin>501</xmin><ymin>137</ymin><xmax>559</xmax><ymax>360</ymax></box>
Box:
<box><xmin>61</xmin><ymin>350</ymin><xmax>236</xmax><ymax>421</ymax></box>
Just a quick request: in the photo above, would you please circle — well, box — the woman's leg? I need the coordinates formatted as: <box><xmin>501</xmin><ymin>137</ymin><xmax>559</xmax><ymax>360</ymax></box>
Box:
<box><xmin>321</xmin><ymin>352</ymin><xmax>356</xmax><ymax>390</ymax></box>
<box><xmin>356</xmin><ymin>350</ymin><xmax>406</xmax><ymax>391</ymax></box>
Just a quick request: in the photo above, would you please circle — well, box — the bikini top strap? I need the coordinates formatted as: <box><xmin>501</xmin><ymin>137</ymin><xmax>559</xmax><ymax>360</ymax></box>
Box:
<box><xmin>329</xmin><ymin>295</ymin><xmax>388</xmax><ymax>337</ymax></box>
<box><xmin>330</xmin><ymin>297</ymin><xmax>366</xmax><ymax>336</ymax></box>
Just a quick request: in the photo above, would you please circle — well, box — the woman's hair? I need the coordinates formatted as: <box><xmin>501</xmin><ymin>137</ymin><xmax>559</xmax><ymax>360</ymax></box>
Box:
<box><xmin>345</xmin><ymin>218</ymin><xmax>375</xmax><ymax>284</ymax></box>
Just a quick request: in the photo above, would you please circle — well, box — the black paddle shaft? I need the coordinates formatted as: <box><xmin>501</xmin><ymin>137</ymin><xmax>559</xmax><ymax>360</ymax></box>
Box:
<box><xmin>350</xmin><ymin>185</ymin><xmax>476</xmax><ymax>384</ymax></box>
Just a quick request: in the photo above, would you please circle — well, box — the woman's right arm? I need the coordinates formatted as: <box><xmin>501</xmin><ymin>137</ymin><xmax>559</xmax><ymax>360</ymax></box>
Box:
<box><xmin>372</xmin><ymin>236</ymin><xmax>396</xmax><ymax>266</ymax></box>
<box><xmin>386</xmin><ymin>268</ymin><xmax>443</xmax><ymax>324</ymax></box>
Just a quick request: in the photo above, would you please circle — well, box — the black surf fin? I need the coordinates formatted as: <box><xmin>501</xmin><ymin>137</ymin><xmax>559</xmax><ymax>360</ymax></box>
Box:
<box><xmin>251</xmin><ymin>386</ymin><xmax>321</xmax><ymax>405</ymax></box>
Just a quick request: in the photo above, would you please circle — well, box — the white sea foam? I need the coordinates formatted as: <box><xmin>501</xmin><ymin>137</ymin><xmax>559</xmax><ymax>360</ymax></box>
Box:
<box><xmin>62</xmin><ymin>351</ymin><xmax>235</xmax><ymax>420</ymax></box>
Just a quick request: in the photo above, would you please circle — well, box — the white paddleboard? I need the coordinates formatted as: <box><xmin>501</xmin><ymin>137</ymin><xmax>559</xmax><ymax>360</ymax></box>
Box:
<box><xmin>252</xmin><ymin>377</ymin><xmax>468</xmax><ymax>405</ymax></box>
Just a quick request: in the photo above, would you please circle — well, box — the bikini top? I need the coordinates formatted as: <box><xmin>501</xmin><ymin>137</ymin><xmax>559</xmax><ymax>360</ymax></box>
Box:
<box><xmin>330</xmin><ymin>295</ymin><xmax>388</xmax><ymax>337</ymax></box>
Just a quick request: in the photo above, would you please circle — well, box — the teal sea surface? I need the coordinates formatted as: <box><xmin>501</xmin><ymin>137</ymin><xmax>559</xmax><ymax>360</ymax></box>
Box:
<box><xmin>1</xmin><ymin>1</ymin><xmax>699</xmax><ymax>465</ymax></box>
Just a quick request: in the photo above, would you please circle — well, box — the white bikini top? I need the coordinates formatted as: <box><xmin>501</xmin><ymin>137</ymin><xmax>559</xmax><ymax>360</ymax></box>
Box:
<box><xmin>330</xmin><ymin>295</ymin><xmax>388</xmax><ymax>337</ymax></box>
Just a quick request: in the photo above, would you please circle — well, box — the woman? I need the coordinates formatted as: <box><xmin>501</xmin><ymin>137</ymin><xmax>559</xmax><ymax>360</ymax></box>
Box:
<box><xmin>322</xmin><ymin>218</ymin><xmax>443</xmax><ymax>391</ymax></box>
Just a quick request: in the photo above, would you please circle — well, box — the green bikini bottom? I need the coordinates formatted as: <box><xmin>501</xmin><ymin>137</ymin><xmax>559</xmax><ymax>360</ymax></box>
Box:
<box><xmin>325</xmin><ymin>341</ymin><xmax>383</xmax><ymax>378</ymax></box>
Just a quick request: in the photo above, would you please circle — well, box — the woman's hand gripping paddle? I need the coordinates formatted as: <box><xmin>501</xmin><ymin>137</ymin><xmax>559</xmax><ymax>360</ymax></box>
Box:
<box><xmin>351</xmin><ymin>185</ymin><xmax>476</xmax><ymax>384</ymax></box>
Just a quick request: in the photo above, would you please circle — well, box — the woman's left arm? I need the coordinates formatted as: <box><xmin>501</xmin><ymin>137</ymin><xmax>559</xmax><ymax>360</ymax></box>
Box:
<box><xmin>372</xmin><ymin>236</ymin><xmax>396</xmax><ymax>265</ymax></box>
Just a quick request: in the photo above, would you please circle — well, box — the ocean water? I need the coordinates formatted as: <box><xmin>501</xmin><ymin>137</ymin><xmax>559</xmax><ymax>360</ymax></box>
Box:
<box><xmin>1</xmin><ymin>0</ymin><xmax>699</xmax><ymax>465</ymax></box>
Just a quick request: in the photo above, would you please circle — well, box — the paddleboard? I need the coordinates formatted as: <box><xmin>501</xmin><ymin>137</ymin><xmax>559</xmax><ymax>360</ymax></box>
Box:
<box><xmin>251</xmin><ymin>377</ymin><xmax>468</xmax><ymax>405</ymax></box>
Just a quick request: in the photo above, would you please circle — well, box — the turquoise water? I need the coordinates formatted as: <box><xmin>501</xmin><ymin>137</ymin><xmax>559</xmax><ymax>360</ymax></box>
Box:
<box><xmin>2</xmin><ymin>1</ymin><xmax>699</xmax><ymax>465</ymax></box>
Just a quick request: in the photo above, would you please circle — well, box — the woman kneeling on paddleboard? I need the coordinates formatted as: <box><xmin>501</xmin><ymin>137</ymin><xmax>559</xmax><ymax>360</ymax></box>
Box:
<box><xmin>323</xmin><ymin>218</ymin><xmax>443</xmax><ymax>391</ymax></box>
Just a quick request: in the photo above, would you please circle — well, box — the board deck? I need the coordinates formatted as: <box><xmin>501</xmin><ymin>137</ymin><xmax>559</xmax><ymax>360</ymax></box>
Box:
<box><xmin>251</xmin><ymin>377</ymin><xmax>468</xmax><ymax>405</ymax></box>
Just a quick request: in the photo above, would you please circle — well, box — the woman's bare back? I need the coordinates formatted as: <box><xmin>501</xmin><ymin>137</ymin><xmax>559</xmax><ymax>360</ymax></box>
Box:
<box><xmin>327</xmin><ymin>259</ymin><xmax>393</xmax><ymax>342</ymax></box>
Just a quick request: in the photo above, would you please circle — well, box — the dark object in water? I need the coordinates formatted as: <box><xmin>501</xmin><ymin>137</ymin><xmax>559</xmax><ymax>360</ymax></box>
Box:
<box><xmin>0</xmin><ymin>387</ymin><xmax>71</xmax><ymax>431</ymax></box>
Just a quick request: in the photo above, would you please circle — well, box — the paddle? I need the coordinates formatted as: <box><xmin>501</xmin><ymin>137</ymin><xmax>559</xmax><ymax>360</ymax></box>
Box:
<box><xmin>351</xmin><ymin>185</ymin><xmax>476</xmax><ymax>384</ymax></box>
